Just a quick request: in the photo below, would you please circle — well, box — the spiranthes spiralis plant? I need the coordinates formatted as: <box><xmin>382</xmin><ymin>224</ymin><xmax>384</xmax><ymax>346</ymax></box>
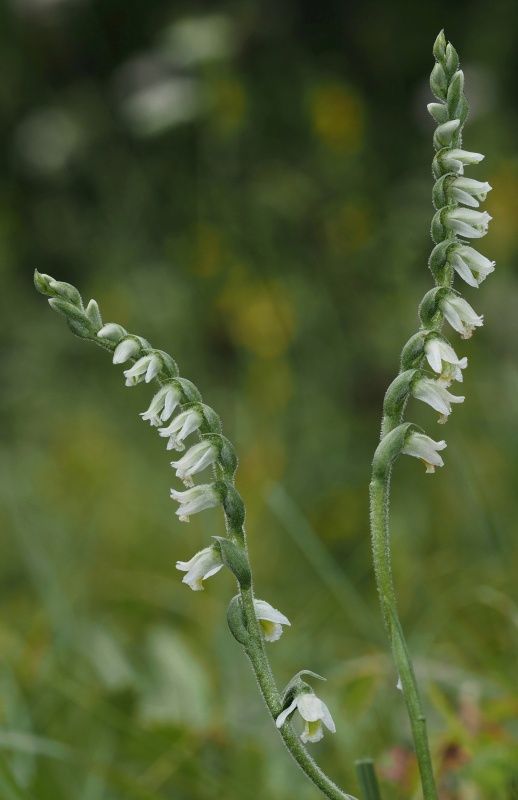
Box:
<box><xmin>34</xmin><ymin>30</ymin><xmax>493</xmax><ymax>800</ymax></box>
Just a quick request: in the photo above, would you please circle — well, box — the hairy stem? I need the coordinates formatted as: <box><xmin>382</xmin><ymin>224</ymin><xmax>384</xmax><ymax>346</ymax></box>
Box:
<box><xmin>370</xmin><ymin>455</ymin><xmax>438</xmax><ymax>800</ymax></box>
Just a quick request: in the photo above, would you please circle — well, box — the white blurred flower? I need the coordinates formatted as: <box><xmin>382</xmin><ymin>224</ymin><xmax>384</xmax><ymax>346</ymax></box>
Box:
<box><xmin>123</xmin><ymin>353</ymin><xmax>162</xmax><ymax>385</ymax></box>
<box><xmin>449</xmin><ymin>177</ymin><xmax>491</xmax><ymax>208</ymax></box>
<box><xmin>159</xmin><ymin>408</ymin><xmax>203</xmax><ymax>450</ymax></box>
<box><xmin>439</xmin><ymin>148</ymin><xmax>484</xmax><ymax>174</ymax></box>
<box><xmin>412</xmin><ymin>377</ymin><xmax>464</xmax><ymax>423</ymax></box>
<box><xmin>449</xmin><ymin>246</ymin><xmax>495</xmax><ymax>287</ymax></box>
<box><xmin>113</xmin><ymin>338</ymin><xmax>140</xmax><ymax>364</ymax></box>
<box><xmin>170</xmin><ymin>440</ymin><xmax>218</xmax><ymax>486</ymax></box>
<box><xmin>276</xmin><ymin>690</ymin><xmax>336</xmax><ymax>744</ymax></box>
<box><xmin>176</xmin><ymin>546</ymin><xmax>224</xmax><ymax>590</ymax></box>
<box><xmin>254</xmin><ymin>599</ymin><xmax>291</xmax><ymax>643</ymax></box>
<box><xmin>440</xmin><ymin>295</ymin><xmax>484</xmax><ymax>339</ymax></box>
<box><xmin>444</xmin><ymin>208</ymin><xmax>491</xmax><ymax>239</ymax></box>
<box><xmin>170</xmin><ymin>483</ymin><xmax>220</xmax><ymax>522</ymax></box>
<box><xmin>424</xmin><ymin>337</ymin><xmax>467</xmax><ymax>384</ymax></box>
<box><xmin>140</xmin><ymin>384</ymin><xmax>183</xmax><ymax>426</ymax></box>
<box><xmin>401</xmin><ymin>432</ymin><xmax>447</xmax><ymax>473</ymax></box>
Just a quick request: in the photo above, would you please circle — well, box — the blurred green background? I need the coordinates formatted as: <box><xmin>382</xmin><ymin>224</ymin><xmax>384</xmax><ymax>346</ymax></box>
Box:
<box><xmin>2</xmin><ymin>1</ymin><xmax>518</xmax><ymax>798</ymax></box>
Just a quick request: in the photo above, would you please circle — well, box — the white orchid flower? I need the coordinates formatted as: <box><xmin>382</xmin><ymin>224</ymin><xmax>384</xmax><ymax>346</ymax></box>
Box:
<box><xmin>424</xmin><ymin>338</ymin><xmax>467</xmax><ymax>384</ymax></box>
<box><xmin>159</xmin><ymin>409</ymin><xmax>203</xmax><ymax>450</ymax></box>
<box><xmin>170</xmin><ymin>483</ymin><xmax>221</xmax><ymax>522</ymax></box>
<box><xmin>170</xmin><ymin>440</ymin><xmax>219</xmax><ymax>486</ymax></box>
<box><xmin>176</xmin><ymin>546</ymin><xmax>224</xmax><ymax>590</ymax></box>
<box><xmin>412</xmin><ymin>376</ymin><xmax>464</xmax><ymax>424</ymax></box>
<box><xmin>401</xmin><ymin>432</ymin><xmax>447</xmax><ymax>473</ymax></box>
<box><xmin>440</xmin><ymin>295</ymin><xmax>484</xmax><ymax>339</ymax></box>
<box><xmin>276</xmin><ymin>689</ymin><xmax>336</xmax><ymax>744</ymax></box>
<box><xmin>140</xmin><ymin>384</ymin><xmax>183</xmax><ymax>426</ymax></box>
<box><xmin>123</xmin><ymin>353</ymin><xmax>162</xmax><ymax>385</ymax></box>
<box><xmin>254</xmin><ymin>599</ymin><xmax>291</xmax><ymax>642</ymax></box>
<box><xmin>449</xmin><ymin>246</ymin><xmax>495</xmax><ymax>288</ymax></box>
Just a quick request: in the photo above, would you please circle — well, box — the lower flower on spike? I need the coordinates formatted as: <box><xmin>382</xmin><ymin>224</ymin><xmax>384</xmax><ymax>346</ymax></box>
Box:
<box><xmin>424</xmin><ymin>337</ymin><xmax>467</xmax><ymax>384</ymax></box>
<box><xmin>123</xmin><ymin>353</ymin><xmax>162</xmax><ymax>385</ymax></box>
<box><xmin>254</xmin><ymin>599</ymin><xmax>291</xmax><ymax>642</ymax></box>
<box><xmin>412</xmin><ymin>376</ymin><xmax>464</xmax><ymax>423</ymax></box>
<box><xmin>140</xmin><ymin>384</ymin><xmax>183</xmax><ymax>426</ymax></box>
<box><xmin>176</xmin><ymin>546</ymin><xmax>224</xmax><ymax>590</ymax></box>
<box><xmin>401</xmin><ymin>431</ymin><xmax>446</xmax><ymax>473</ymax></box>
<box><xmin>276</xmin><ymin>688</ymin><xmax>336</xmax><ymax>744</ymax></box>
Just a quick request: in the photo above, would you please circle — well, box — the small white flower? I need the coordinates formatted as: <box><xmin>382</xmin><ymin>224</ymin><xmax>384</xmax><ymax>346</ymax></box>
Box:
<box><xmin>401</xmin><ymin>432</ymin><xmax>447</xmax><ymax>473</ymax></box>
<box><xmin>444</xmin><ymin>208</ymin><xmax>491</xmax><ymax>239</ymax></box>
<box><xmin>123</xmin><ymin>353</ymin><xmax>162</xmax><ymax>386</ymax></box>
<box><xmin>449</xmin><ymin>246</ymin><xmax>495</xmax><ymax>288</ymax></box>
<box><xmin>170</xmin><ymin>483</ymin><xmax>220</xmax><ymax>522</ymax></box>
<box><xmin>140</xmin><ymin>384</ymin><xmax>183</xmax><ymax>426</ymax></box>
<box><xmin>159</xmin><ymin>409</ymin><xmax>203</xmax><ymax>450</ymax></box>
<box><xmin>254</xmin><ymin>599</ymin><xmax>291</xmax><ymax>642</ymax></box>
<box><xmin>170</xmin><ymin>440</ymin><xmax>219</xmax><ymax>486</ymax></box>
<box><xmin>176</xmin><ymin>546</ymin><xmax>224</xmax><ymax>590</ymax></box>
<box><xmin>276</xmin><ymin>690</ymin><xmax>336</xmax><ymax>744</ymax></box>
<box><xmin>412</xmin><ymin>377</ymin><xmax>464</xmax><ymax>423</ymax></box>
<box><xmin>440</xmin><ymin>295</ymin><xmax>484</xmax><ymax>339</ymax></box>
<box><xmin>448</xmin><ymin>177</ymin><xmax>492</xmax><ymax>208</ymax></box>
<box><xmin>112</xmin><ymin>338</ymin><xmax>140</xmax><ymax>364</ymax></box>
<box><xmin>97</xmin><ymin>323</ymin><xmax>126</xmax><ymax>342</ymax></box>
<box><xmin>439</xmin><ymin>148</ymin><xmax>484</xmax><ymax>175</ymax></box>
<box><xmin>424</xmin><ymin>337</ymin><xmax>467</xmax><ymax>384</ymax></box>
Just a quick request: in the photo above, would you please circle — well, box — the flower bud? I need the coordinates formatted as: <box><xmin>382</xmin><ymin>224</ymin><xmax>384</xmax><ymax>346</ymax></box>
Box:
<box><xmin>113</xmin><ymin>337</ymin><xmax>141</xmax><ymax>364</ymax></box>
<box><xmin>97</xmin><ymin>323</ymin><xmax>127</xmax><ymax>342</ymax></box>
<box><xmin>85</xmin><ymin>299</ymin><xmax>103</xmax><ymax>330</ymax></box>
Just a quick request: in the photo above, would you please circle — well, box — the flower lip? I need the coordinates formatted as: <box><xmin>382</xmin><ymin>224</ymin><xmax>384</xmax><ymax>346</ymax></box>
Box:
<box><xmin>424</xmin><ymin>336</ymin><xmax>467</xmax><ymax>384</ymax></box>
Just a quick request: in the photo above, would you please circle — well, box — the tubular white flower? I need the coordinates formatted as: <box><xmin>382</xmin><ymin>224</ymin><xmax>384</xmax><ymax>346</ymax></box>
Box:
<box><xmin>444</xmin><ymin>208</ymin><xmax>492</xmax><ymax>239</ymax></box>
<box><xmin>440</xmin><ymin>295</ymin><xmax>484</xmax><ymax>339</ymax></box>
<box><xmin>113</xmin><ymin>338</ymin><xmax>141</xmax><ymax>364</ymax></box>
<box><xmin>448</xmin><ymin>177</ymin><xmax>492</xmax><ymax>208</ymax></box>
<box><xmin>401</xmin><ymin>432</ymin><xmax>447</xmax><ymax>473</ymax></box>
<box><xmin>170</xmin><ymin>483</ymin><xmax>220</xmax><ymax>522</ymax></box>
<box><xmin>140</xmin><ymin>384</ymin><xmax>183</xmax><ymax>426</ymax></box>
<box><xmin>449</xmin><ymin>246</ymin><xmax>495</xmax><ymax>288</ymax></box>
<box><xmin>253</xmin><ymin>599</ymin><xmax>291</xmax><ymax>642</ymax></box>
<box><xmin>412</xmin><ymin>377</ymin><xmax>464</xmax><ymax>423</ymax></box>
<box><xmin>170</xmin><ymin>440</ymin><xmax>219</xmax><ymax>486</ymax></box>
<box><xmin>159</xmin><ymin>409</ymin><xmax>203</xmax><ymax>450</ymax></box>
<box><xmin>276</xmin><ymin>690</ymin><xmax>336</xmax><ymax>744</ymax></box>
<box><xmin>424</xmin><ymin>337</ymin><xmax>467</xmax><ymax>384</ymax></box>
<box><xmin>123</xmin><ymin>353</ymin><xmax>162</xmax><ymax>385</ymax></box>
<box><xmin>439</xmin><ymin>148</ymin><xmax>484</xmax><ymax>175</ymax></box>
<box><xmin>176</xmin><ymin>546</ymin><xmax>224</xmax><ymax>590</ymax></box>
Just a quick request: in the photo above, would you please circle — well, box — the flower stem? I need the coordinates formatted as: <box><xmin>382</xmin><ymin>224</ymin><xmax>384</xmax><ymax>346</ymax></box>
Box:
<box><xmin>239</xmin><ymin>585</ymin><xmax>359</xmax><ymax>800</ymax></box>
<box><xmin>370</xmin><ymin>455</ymin><xmax>438</xmax><ymax>800</ymax></box>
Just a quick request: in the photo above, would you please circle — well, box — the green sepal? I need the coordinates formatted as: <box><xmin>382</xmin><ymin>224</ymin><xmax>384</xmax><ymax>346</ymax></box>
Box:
<box><xmin>445</xmin><ymin>42</ymin><xmax>459</xmax><ymax>77</ymax></box>
<box><xmin>372</xmin><ymin>422</ymin><xmax>413</xmax><ymax>480</ymax></box>
<box><xmin>48</xmin><ymin>279</ymin><xmax>83</xmax><ymax>309</ymax></box>
<box><xmin>280</xmin><ymin>670</ymin><xmax>325</xmax><ymax>707</ymax></box>
<box><xmin>48</xmin><ymin>297</ymin><xmax>87</xmax><ymax>323</ymax></box>
<box><xmin>430</xmin><ymin>62</ymin><xmax>447</xmax><ymax>101</ymax></box>
<box><xmin>446</xmin><ymin>70</ymin><xmax>464</xmax><ymax>119</ymax></box>
<box><xmin>66</xmin><ymin>316</ymin><xmax>96</xmax><ymax>339</ymax></box>
<box><xmin>457</xmin><ymin>94</ymin><xmax>469</xmax><ymax>129</ymax></box>
<box><xmin>427</xmin><ymin>103</ymin><xmax>449</xmax><ymax>124</ymax></box>
<box><xmin>418</xmin><ymin>287</ymin><xmax>448</xmax><ymax>328</ymax></box>
<box><xmin>432</xmin><ymin>174</ymin><xmax>457</xmax><ymax>210</ymax></box>
<box><xmin>154</xmin><ymin>350</ymin><xmax>179</xmax><ymax>379</ymax></box>
<box><xmin>432</xmin><ymin>30</ymin><xmax>447</xmax><ymax>63</ymax></box>
<box><xmin>34</xmin><ymin>270</ymin><xmax>58</xmax><ymax>297</ymax></box>
<box><xmin>382</xmin><ymin>370</ymin><xmax>416</xmax><ymax>427</ymax></box>
<box><xmin>85</xmin><ymin>299</ymin><xmax>103</xmax><ymax>330</ymax></box>
<box><xmin>172</xmin><ymin>378</ymin><xmax>202</xmax><ymax>404</ymax></box>
<box><xmin>199</xmin><ymin>404</ymin><xmax>223</xmax><ymax>435</ymax></box>
<box><xmin>217</xmin><ymin>481</ymin><xmax>246</xmax><ymax>534</ymax></box>
<box><xmin>433</xmin><ymin>119</ymin><xmax>460</xmax><ymax>151</ymax></box>
<box><xmin>203</xmin><ymin>433</ymin><xmax>238</xmax><ymax>482</ymax></box>
<box><xmin>400</xmin><ymin>332</ymin><xmax>427</xmax><ymax>371</ymax></box>
<box><xmin>431</xmin><ymin>209</ymin><xmax>452</xmax><ymax>244</ymax></box>
<box><xmin>213</xmin><ymin>536</ymin><xmax>251</xmax><ymax>588</ymax></box>
<box><xmin>226</xmin><ymin>595</ymin><xmax>250</xmax><ymax>646</ymax></box>
<box><xmin>428</xmin><ymin>241</ymin><xmax>455</xmax><ymax>285</ymax></box>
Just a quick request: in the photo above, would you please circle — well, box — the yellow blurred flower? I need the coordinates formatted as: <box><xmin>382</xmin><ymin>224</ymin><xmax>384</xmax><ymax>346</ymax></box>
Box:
<box><xmin>309</xmin><ymin>84</ymin><xmax>363</xmax><ymax>153</ymax></box>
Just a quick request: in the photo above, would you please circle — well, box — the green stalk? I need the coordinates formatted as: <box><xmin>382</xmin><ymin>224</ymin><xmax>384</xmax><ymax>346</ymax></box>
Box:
<box><xmin>370</xmin><ymin>452</ymin><xmax>438</xmax><ymax>799</ymax></box>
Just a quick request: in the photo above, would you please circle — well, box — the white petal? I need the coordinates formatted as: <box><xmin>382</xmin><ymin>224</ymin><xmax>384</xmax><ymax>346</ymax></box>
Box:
<box><xmin>276</xmin><ymin>698</ymin><xmax>298</xmax><ymax>728</ymax></box>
